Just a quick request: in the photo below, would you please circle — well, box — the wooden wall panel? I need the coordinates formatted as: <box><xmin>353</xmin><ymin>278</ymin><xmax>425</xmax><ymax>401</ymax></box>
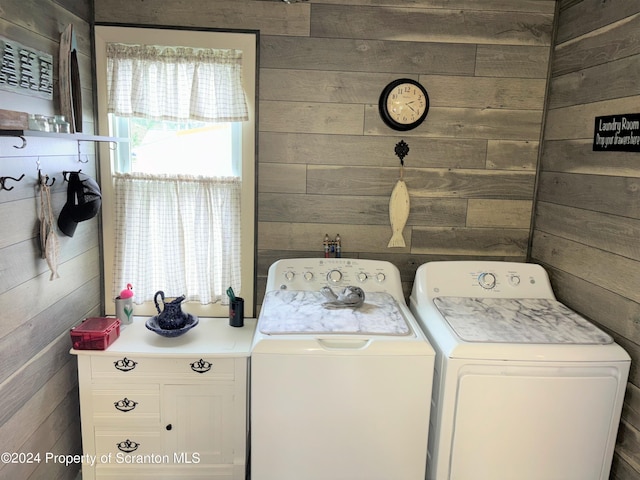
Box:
<box><xmin>259</xmin><ymin>133</ymin><xmax>487</xmax><ymax>168</ymax></box>
<box><xmin>544</xmin><ymin>96</ymin><xmax>640</xmax><ymax>141</ymax></box>
<box><xmin>556</xmin><ymin>0</ymin><xmax>640</xmax><ymax>44</ymax></box>
<box><xmin>260</xmin><ymin>36</ymin><xmax>477</xmax><ymax>74</ymax></box>
<box><xmin>532</xmin><ymin>3</ymin><xmax>640</xmax><ymax>474</ymax></box>
<box><xmin>310</xmin><ymin>5</ymin><xmax>553</xmax><ymax>45</ymax></box>
<box><xmin>541</xmin><ymin>139</ymin><xmax>640</xmax><ymax>177</ymax></box>
<box><xmin>537</xmin><ymin>172</ymin><xmax>640</xmax><ymax>218</ymax></box>
<box><xmin>486</xmin><ymin>140</ymin><xmax>539</xmax><ymax>170</ymax></box>
<box><xmin>422</xmin><ymin>75</ymin><xmax>547</xmax><ymax>109</ymax></box>
<box><xmin>412</xmin><ymin>226</ymin><xmax>529</xmax><ymax>257</ymax></box>
<box><xmin>549</xmin><ymin>54</ymin><xmax>640</xmax><ymax>110</ymax></box>
<box><xmin>551</xmin><ymin>11</ymin><xmax>640</xmax><ymax>77</ymax></box>
<box><xmin>258</xmin><ymin>192</ymin><xmax>467</xmax><ymax>227</ymax></box>
<box><xmin>94</xmin><ymin>0</ymin><xmax>554</xmax><ymax>293</ymax></box>
<box><xmin>467</xmin><ymin>199</ymin><xmax>532</xmax><ymax>228</ymax></box>
<box><xmin>475</xmin><ymin>45</ymin><xmax>550</xmax><ymax>78</ymax></box>
<box><xmin>365</xmin><ymin>106</ymin><xmax>544</xmax><ymax>140</ymax></box>
<box><xmin>532</xmin><ymin>232</ymin><xmax>640</xmax><ymax>304</ymax></box>
<box><xmin>0</xmin><ymin>1</ymin><xmax>98</xmax><ymax>478</ymax></box>
<box><xmin>96</xmin><ymin>0</ymin><xmax>311</xmax><ymax>36</ymax></box>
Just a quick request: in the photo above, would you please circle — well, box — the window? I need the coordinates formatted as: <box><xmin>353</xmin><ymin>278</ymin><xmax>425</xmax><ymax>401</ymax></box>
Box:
<box><xmin>94</xmin><ymin>26</ymin><xmax>256</xmax><ymax>318</ymax></box>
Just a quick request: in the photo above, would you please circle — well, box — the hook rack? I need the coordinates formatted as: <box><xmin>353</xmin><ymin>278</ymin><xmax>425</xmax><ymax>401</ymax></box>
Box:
<box><xmin>0</xmin><ymin>173</ymin><xmax>25</xmax><ymax>191</ymax></box>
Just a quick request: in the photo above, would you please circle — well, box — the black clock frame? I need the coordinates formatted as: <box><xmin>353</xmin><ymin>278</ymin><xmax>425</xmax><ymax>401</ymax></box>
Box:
<box><xmin>378</xmin><ymin>78</ymin><xmax>430</xmax><ymax>131</ymax></box>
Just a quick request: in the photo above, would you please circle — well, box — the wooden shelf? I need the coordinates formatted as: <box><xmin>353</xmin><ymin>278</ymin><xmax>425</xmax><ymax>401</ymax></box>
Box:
<box><xmin>0</xmin><ymin>129</ymin><xmax>125</xmax><ymax>143</ymax></box>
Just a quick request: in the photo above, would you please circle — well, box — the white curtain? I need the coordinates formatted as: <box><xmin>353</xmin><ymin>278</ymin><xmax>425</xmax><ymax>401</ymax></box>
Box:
<box><xmin>106</xmin><ymin>43</ymin><xmax>248</xmax><ymax>122</ymax></box>
<box><xmin>112</xmin><ymin>173</ymin><xmax>242</xmax><ymax>304</ymax></box>
<box><xmin>107</xmin><ymin>42</ymin><xmax>247</xmax><ymax>305</ymax></box>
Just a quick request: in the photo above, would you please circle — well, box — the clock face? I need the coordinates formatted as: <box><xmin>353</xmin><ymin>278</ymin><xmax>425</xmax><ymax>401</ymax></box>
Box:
<box><xmin>379</xmin><ymin>79</ymin><xmax>429</xmax><ymax>131</ymax></box>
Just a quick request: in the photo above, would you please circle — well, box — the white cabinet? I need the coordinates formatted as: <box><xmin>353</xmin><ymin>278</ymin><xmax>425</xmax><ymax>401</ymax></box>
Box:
<box><xmin>71</xmin><ymin>317</ymin><xmax>256</xmax><ymax>480</ymax></box>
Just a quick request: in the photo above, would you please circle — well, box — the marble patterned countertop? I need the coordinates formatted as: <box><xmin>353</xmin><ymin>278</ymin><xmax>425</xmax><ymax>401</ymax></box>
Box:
<box><xmin>433</xmin><ymin>297</ymin><xmax>612</xmax><ymax>344</ymax></box>
<box><xmin>259</xmin><ymin>290</ymin><xmax>410</xmax><ymax>335</ymax></box>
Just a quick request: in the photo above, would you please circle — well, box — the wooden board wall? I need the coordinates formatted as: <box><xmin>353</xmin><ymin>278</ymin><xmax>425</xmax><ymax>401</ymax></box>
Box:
<box><xmin>0</xmin><ymin>1</ymin><xmax>96</xmax><ymax>479</ymax></box>
<box><xmin>95</xmin><ymin>0</ymin><xmax>555</xmax><ymax>298</ymax></box>
<box><xmin>530</xmin><ymin>1</ymin><xmax>640</xmax><ymax>478</ymax></box>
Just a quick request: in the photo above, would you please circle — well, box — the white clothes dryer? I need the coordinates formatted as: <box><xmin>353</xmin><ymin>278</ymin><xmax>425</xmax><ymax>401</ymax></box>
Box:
<box><xmin>409</xmin><ymin>261</ymin><xmax>630</xmax><ymax>480</ymax></box>
<box><xmin>251</xmin><ymin>258</ymin><xmax>435</xmax><ymax>480</ymax></box>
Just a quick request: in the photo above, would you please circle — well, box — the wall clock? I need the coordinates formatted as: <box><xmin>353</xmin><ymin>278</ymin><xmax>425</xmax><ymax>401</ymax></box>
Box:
<box><xmin>378</xmin><ymin>78</ymin><xmax>429</xmax><ymax>131</ymax></box>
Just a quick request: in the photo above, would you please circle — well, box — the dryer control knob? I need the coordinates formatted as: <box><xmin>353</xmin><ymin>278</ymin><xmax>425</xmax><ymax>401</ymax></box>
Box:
<box><xmin>327</xmin><ymin>269</ymin><xmax>343</xmax><ymax>283</ymax></box>
<box><xmin>478</xmin><ymin>272</ymin><xmax>497</xmax><ymax>289</ymax></box>
<box><xmin>284</xmin><ymin>271</ymin><xmax>295</xmax><ymax>281</ymax></box>
<box><xmin>304</xmin><ymin>271</ymin><xmax>314</xmax><ymax>281</ymax></box>
<box><xmin>375</xmin><ymin>272</ymin><xmax>386</xmax><ymax>283</ymax></box>
<box><xmin>357</xmin><ymin>272</ymin><xmax>368</xmax><ymax>282</ymax></box>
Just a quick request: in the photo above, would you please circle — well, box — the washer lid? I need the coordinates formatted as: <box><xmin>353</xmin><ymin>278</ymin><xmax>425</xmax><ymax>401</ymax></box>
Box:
<box><xmin>433</xmin><ymin>297</ymin><xmax>612</xmax><ymax>344</ymax></box>
<box><xmin>259</xmin><ymin>290</ymin><xmax>410</xmax><ymax>335</ymax></box>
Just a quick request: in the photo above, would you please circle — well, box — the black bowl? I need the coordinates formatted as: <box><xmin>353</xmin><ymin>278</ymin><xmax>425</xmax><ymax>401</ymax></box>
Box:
<box><xmin>146</xmin><ymin>314</ymin><xmax>199</xmax><ymax>337</ymax></box>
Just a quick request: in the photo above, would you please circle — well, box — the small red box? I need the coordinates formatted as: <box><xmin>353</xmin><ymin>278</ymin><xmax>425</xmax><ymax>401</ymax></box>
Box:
<box><xmin>70</xmin><ymin>317</ymin><xmax>121</xmax><ymax>350</ymax></box>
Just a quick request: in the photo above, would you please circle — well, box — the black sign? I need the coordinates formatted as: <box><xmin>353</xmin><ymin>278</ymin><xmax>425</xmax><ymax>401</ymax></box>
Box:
<box><xmin>593</xmin><ymin>113</ymin><xmax>640</xmax><ymax>152</ymax></box>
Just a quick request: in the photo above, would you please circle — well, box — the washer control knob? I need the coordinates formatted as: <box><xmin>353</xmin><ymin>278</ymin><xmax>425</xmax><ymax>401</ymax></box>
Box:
<box><xmin>375</xmin><ymin>272</ymin><xmax>386</xmax><ymax>283</ymax></box>
<box><xmin>478</xmin><ymin>272</ymin><xmax>497</xmax><ymax>289</ymax></box>
<box><xmin>327</xmin><ymin>269</ymin><xmax>343</xmax><ymax>283</ymax></box>
<box><xmin>357</xmin><ymin>272</ymin><xmax>368</xmax><ymax>282</ymax></box>
<box><xmin>508</xmin><ymin>274</ymin><xmax>521</xmax><ymax>286</ymax></box>
<box><xmin>304</xmin><ymin>271</ymin><xmax>314</xmax><ymax>281</ymax></box>
<box><xmin>284</xmin><ymin>271</ymin><xmax>295</xmax><ymax>281</ymax></box>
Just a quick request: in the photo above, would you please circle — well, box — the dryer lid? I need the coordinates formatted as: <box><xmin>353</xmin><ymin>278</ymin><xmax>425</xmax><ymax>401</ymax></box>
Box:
<box><xmin>433</xmin><ymin>297</ymin><xmax>612</xmax><ymax>344</ymax></box>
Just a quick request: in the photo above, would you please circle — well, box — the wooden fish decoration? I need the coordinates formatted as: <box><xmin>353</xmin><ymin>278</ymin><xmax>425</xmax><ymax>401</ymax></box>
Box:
<box><xmin>387</xmin><ymin>178</ymin><xmax>410</xmax><ymax>248</ymax></box>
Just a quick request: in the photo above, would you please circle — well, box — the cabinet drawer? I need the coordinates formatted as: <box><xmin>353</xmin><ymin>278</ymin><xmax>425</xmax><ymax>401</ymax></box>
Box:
<box><xmin>95</xmin><ymin>430</ymin><xmax>163</xmax><ymax>457</ymax></box>
<box><xmin>91</xmin><ymin>356</ymin><xmax>235</xmax><ymax>380</ymax></box>
<box><xmin>92</xmin><ymin>385</ymin><xmax>160</xmax><ymax>422</ymax></box>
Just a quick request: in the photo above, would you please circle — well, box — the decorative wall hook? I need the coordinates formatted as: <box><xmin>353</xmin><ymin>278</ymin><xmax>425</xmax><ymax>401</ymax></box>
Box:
<box><xmin>77</xmin><ymin>142</ymin><xmax>89</xmax><ymax>163</ymax></box>
<box><xmin>394</xmin><ymin>140</ymin><xmax>410</xmax><ymax>165</ymax></box>
<box><xmin>63</xmin><ymin>169</ymin><xmax>82</xmax><ymax>182</ymax></box>
<box><xmin>13</xmin><ymin>135</ymin><xmax>27</xmax><ymax>149</ymax></box>
<box><xmin>35</xmin><ymin>159</ymin><xmax>55</xmax><ymax>187</ymax></box>
<box><xmin>0</xmin><ymin>173</ymin><xmax>25</xmax><ymax>191</ymax></box>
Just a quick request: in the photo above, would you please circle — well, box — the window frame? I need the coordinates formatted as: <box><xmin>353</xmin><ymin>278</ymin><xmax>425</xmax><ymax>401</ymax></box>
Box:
<box><xmin>94</xmin><ymin>24</ymin><xmax>257</xmax><ymax>318</ymax></box>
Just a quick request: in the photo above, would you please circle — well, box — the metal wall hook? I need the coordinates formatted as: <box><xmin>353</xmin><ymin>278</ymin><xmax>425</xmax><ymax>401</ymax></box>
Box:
<box><xmin>63</xmin><ymin>169</ymin><xmax>82</xmax><ymax>182</ymax></box>
<box><xmin>38</xmin><ymin>169</ymin><xmax>55</xmax><ymax>187</ymax></box>
<box><xmin>0</xmin><ymin>173</ymin><xmax>26</xmax><ymax>191</ymax></box>
<box><xmin>13</xmin><ymin>136</ymin><xmax>27</xmax><ymax>149</ymax></box>
<box><xmin>77</xmin><ymin>141</ymin><xmax>89</xmax><ymax>163</ymax></box>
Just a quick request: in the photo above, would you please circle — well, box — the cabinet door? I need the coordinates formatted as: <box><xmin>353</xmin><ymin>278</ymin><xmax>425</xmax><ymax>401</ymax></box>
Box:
<box><xmin>163</xmin><ymin>384</ymin><xmax>235</xmax><ymax>465</ymax></box>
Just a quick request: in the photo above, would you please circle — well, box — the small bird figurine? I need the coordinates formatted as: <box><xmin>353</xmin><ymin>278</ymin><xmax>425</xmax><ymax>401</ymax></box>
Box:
<box><xmin>320</xmin><ymin>286</ymin><xmax>365</xmax><ymax>309</ymax></box>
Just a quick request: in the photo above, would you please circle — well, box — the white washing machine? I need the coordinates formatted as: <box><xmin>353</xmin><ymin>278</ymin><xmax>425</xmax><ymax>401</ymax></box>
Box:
<box><xmin>409</xmin><ymin>261</ymin><xmax>630</xmax><ymax>480</ymax></box>
<box><xmin>251</xmin><ymin>258</ymin><xmax>435</xmax><ymax>480</ymax></box>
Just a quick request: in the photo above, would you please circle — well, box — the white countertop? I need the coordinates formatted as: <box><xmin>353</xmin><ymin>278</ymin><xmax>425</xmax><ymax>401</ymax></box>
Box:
<box><xmin>71</xmin><ymin>316</ymin><xmax>257</xmax><ymax>357</ymax></box>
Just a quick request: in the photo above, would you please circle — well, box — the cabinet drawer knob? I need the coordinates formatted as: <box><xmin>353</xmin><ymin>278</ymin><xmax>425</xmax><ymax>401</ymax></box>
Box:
<box><xmin>166</xmin><ymin>424</ymin><xmax>173</xmax><ymax>431</ymax></box>
<box><xmin>114</xmin><ymin>397</ymin><xmax>138</xmax><ymax>412</ymax></box>
<box><xmin>190</xmin><ymin>358</ymin><xmax>212</xmax><ymax>373</ymax></box>
<box><xmin>114</xmin><ymin>357</ymin><xmax>137</xmax><ymax>372</ymax></box>
<box><xmin>116</xmin><ymin>439</ymin><xmax>140</xmax><ymax>453</ymax></box>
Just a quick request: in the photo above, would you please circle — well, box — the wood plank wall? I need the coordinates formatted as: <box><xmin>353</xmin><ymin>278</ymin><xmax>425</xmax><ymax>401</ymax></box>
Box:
<box><xmin>95</xmin><ymin>0</ymin><xmax>555</xmax><ymax>299</ymax></box>
<box><xmin>0</xmin><ymin>1</ymin><xmax>97</xmax><ymax>479</ymax></box>
<box><xmin>530</xmin><ymin>0</ymin><xmax>640</xmax><ymax>478</ymax></box>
